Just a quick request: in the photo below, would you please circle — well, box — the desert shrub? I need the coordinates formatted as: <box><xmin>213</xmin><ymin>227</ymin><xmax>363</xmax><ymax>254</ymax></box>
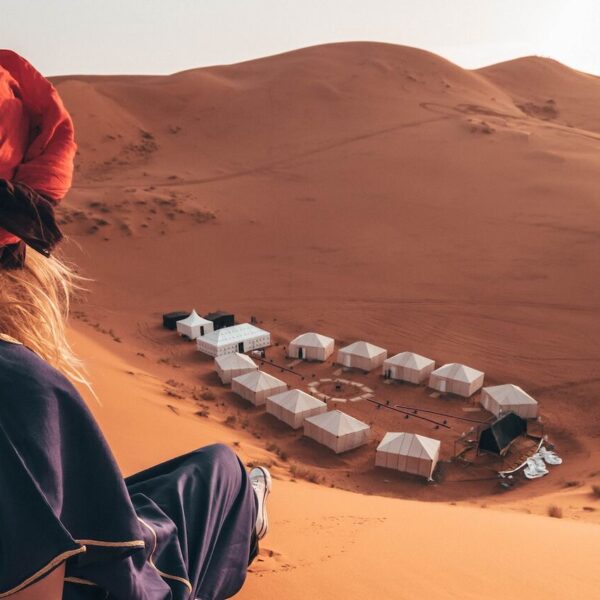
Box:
<box><xmin>289</xmin><ymin>463</ymin><xmax>320</xmax><ymax>484</ymax></box>
<box><xmin>564</xmin><ymin>480</ymin><xmax>580</xmax><ymax>488</ymax></box>
<box><xmin>547</xmin><ymin>505</ymin><xmax>563</xmax><ymax>519</ymax></box>
<box><xmin>201</xmin><ymin>390</ymin><xmax>215</xmax><ymax>401</ymax></box>
<box><xmin>224</xmin><ymin>415</ymin><xmax>237</xmax><ymax>428</ymax></box>
<box><xmin>195</xmin><ymin>409</ymin><xmax>209</xmax><ymax>418</ymax></box>
<box><xmin>591</xmin><ymin>484</ymin><xmax>600</xmax><ymax>498</ymax></box>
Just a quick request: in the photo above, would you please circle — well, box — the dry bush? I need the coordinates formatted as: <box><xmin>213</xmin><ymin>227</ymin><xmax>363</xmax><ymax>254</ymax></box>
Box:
<box><xmin>547</xmin><ymin>505</ymin><xmax>563</xmax><ymax>519</ymax></box>
<box><xmin>591</xmin><ymin>484</ymin><xmax>600</xmax><ymax>498</ymax></box>
<box><xmin>564</xmin><ymin>480</ymin><xmax>580</xmax><ymax>488</ymax></box>
<box><xmin>224</xmin><ymin>415</ymin><xmax>237</xmax><ymax>428</ymax></box>
<box><xmin>289</xmin><ymin>463</ymin><xmax>320</xmax><ymax>484</ymax></box>
<box><xmin>200</xmin><ymin>390</ymin><xmax>215</xmax><ymax>401</ymax></box>
<box><xmin>195</xmin><ymin>409</ymin><xmax>209</xmax><ymax>418</ymax></box>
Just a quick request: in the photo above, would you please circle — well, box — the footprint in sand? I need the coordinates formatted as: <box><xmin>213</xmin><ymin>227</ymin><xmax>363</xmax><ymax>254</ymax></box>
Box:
<box><xmin>248</xmin><ymin>547</ymin><xmax>295</xmax><ymax>574</ymax></box>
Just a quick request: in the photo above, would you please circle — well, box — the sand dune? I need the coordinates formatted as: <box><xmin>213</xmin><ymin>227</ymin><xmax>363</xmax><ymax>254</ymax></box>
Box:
<box><xmin>50</xmin><ymin>41</ymin><xmax>600</xmax><ymax>597</ymax></box>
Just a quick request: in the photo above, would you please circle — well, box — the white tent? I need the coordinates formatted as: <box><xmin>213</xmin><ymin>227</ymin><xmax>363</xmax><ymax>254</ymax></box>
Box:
<box><xmin>376</xmin><ymin>432</ymin><xmax>441</xmax><ymax>480</ymax></box>
<box><xmin>336</xmin><ymin>341</ymin><xmax>387</xmax><ymax>372</ymax></box>
<box><xmin>214</xmin><ymin>353</ymin><xmax>258</xmax><ymax>384</ymax></box>
<box><xmin>304</xmin><ymin>410</ymin><xmax>370</xmax><ymax>454</ymax></box>
<box><xmin>383</xmin><ymin>352</ymin><xmax>435</xmax><ymax>384</ymax></box>
<box><xmin>428</xmin><ymin>363</ymin><xmax>484</xmax><ymax>397</ymax></box>
<box><xmin>266</xmin><ymin>389</ymin><xmax>327</xmax><ymax>429</ymax></box>
<box><xmin>231</xmin><ymin>371</ymin><xmax>287</xmax><ymax>406</ymax></box>
<box><xmin>480</xmin><ymin>384</ymin><xmax>539</xmax><ymax>419</ymax></box>
<box><xmin>288</xmin><ymin>332</ymin><xmax>335</xmax><ymax>362</ymax></box>
<box><xmin>176</xmin><ymin>309</ymin><xmax>214</xmax><ymax>340</ymax></box>
<box><xmin>197</xmin><ymin>323</ymin><xmax>270</xmax><ymax>357</ymax></box>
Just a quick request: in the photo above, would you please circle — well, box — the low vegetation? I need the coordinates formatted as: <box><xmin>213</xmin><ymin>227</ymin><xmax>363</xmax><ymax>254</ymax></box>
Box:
<box><xmin>547</xmin><ymin>505</ymin><xmax>563</xmax><ymax>519</ymax></box>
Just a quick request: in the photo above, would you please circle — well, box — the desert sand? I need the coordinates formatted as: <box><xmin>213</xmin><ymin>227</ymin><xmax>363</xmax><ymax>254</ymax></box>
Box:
<box><xmin>51</xmin><ymin>42</ymin><xmax>600</xmax><ymax>597</ymax></box>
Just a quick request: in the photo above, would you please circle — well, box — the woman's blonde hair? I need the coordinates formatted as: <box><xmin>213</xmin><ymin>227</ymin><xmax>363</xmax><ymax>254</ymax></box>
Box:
<box><xmin>0</xmin><ymin>249</ymin><xmax>90</xmax><ymax>389</ymax></box>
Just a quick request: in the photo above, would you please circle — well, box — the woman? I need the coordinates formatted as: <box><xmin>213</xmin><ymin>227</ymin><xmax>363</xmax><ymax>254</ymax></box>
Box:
<box><xmin>0</xmin><ymin>50</ymin><xmax>271</xmax><ymax>600</ymax></box>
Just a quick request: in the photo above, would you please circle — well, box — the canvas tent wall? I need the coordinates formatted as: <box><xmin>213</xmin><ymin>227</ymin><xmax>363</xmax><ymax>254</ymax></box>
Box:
<box><xmin>303</xmin><ymin>410</ymin><xmax>370</xmax><ymax>454</ymax></box>
<box><xmin>215</xmin><ymin>353</ymin><xmax>258</xmax><ymax>384</ymax></box>
<box><xmin>480</xmin><ymin>384</ymin><xmax>538</xmax><ymax>419</ymax></box>
<box><xmin>231</xmin><ymin>371</ymin><xmax>287</xmax><ymax>406</ymax></box>
<box><xmin>288</xmin><ymin>332</ymin><xmax>335</xmax><ymax>362</ymax></box>
<box><xmin>197</xmin><ymin>323</ymin><xmax>271</xmax><ymax>357</ymax></box>
<box><xmin>376</xmin><ymin>432</ymin><xmax>441</xmax><ymax>480</ymax></box>
<box><xmin>266</xmin><ymin>389</ymin><xmax>327</xmax><ymax>429</ymax></box>
<box><xmin>176</xmin><ymin>310</ymin><xmax>214</xmax><ymax>340</ymax></box>
<box><xmin>478</xmin><ymin>412</ymin><xmax>527</xmax><ymax>455</ymax></box>
<box><xmin>336</xmin><ymin>341</ymin><xmax>387</xmax><ymax>372</ymax></box>
<box><xmin>163</xmin><ymin>311</ymin><xmax>190</xmax><ymax>330</ymax></box>
<box><xmin>428</xmin><ymin>363</ymin><xmax>484</xmax><ymax>397</ymax></box>
<box><xmin>205</xmin><ymin>311</ymin><xmax>235</xmax><ymax>330</ymax></box>
<box><xmin>383</xmin><ymin>352</ymin><xmax>435</xmax><ymax>384</ymax></box>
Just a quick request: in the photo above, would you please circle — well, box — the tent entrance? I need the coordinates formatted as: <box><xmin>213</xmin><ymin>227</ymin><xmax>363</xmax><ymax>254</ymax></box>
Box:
<box><xmin>200</xmin><ymin>326</ymin><xmax>205</xmax><ymax>336</ymax></box>
<box><xmin>439</xmin><ymin>379</ymin><xmax>447</xmax><ymax>393</ymax></box>
<box><xmin>238</xmin><ymin>342</ymin><xmax>245</xmax><ymax>352</ymax></box>
<box><xmin>298</xmin><ymin>347</ymin><xmax>304</xmax><ymax>359</ymax></box>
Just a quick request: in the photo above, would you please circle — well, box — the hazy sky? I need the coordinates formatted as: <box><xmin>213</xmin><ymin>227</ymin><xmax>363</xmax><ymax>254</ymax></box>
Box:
<box><xmin>2</xmin><ymin>0</ymin><xmax>599</xmax><ymax>76</ymax></box>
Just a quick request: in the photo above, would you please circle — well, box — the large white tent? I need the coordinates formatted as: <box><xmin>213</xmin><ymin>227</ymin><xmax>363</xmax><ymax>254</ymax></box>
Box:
<box><xmin>214</xmin><ymin>353</ymin><xmax>258</xmax><ymax>384</ymax></box>
<box><xmin>266</xmin><ymin>389</ymin><xmax>327</xmax><ymax>429</ymax></box>
<box><xmin>288</xmin><ymin>332</ymin><xmax>335</xmax><ymax>362</ymax></box>
<box><xmin>428</xmin><ymin>363</ymin><xmax>484</xmax><ymax>397</ymax></box>
<box><xmin>231</xmin><ymin>371</ymin><xmax>287</xmax><ymax>406</ymax></box>
<box><xmin>480</xmin><ymin>384</ymin><xmax>539</xmax><ymax>419</ymax></box>
<box><xmin>304</xmin><ymin>410</ymin><xmax>370</xmax><ymax>454</ymax></box>
<box><xmin>176</xmin><ymin>309</ymin><xmax>214</xmax><ymax>340</ymax></box>
<box><xmin>376</xmin><ymin>432</ymin><xmax>441</xmax><ymax>480</ymax></box>
<box><xmin>336</xmin><ymin>341</ymin><xmax>387</xmax><ymax>372</ymax></box>
<box><xmin>197</xmin><ymin>323</ymin><xmax>270</xmax><ymax>357</ymax></box>
<box><xmin>383</xmin><ymin>352</ymin><xmax>435</xmax><ymax>384</ymax></box>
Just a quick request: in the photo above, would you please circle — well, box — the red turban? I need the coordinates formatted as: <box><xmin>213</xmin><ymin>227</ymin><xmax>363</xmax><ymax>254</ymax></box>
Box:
<box><xmin>0</xmin><ymin>50</ymin><xmax>75</xmax><ymax>264</ymax></box>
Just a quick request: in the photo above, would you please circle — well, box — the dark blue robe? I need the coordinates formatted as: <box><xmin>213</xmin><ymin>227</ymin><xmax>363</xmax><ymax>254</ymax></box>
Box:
<box><xmin>0</xmin><ymin>338</ymin><xmax>257</xmax><ymax>599</ymax></box>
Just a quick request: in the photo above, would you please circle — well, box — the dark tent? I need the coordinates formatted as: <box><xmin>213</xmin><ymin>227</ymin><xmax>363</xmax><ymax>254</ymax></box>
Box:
<box><xmin>478</xmin><ymin>412</ymin><xmax>527</xmax><ymax>456</ymax></box>
<box><xmin>205</xmin><ymin>311</ymin><xmax>235</xmax><ymax>330</ymax></box>
<box><xmin>163</xmin><ymin>311</ymin><xmax>190</xmax><ymax>330</ymax></box>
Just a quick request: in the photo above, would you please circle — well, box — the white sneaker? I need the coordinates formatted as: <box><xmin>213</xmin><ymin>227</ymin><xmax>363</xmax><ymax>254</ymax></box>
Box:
<box><xmin>250</xmin><ymin>466</ymin><xmax>272</xmax><ymax>540</ymax></box>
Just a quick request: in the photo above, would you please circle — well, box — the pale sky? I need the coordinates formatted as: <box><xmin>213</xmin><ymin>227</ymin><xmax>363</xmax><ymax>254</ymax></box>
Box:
<box><xmin>2</xmin><ymin>0</ymin><xmax>599</xmax><ymax>76</ymax></box>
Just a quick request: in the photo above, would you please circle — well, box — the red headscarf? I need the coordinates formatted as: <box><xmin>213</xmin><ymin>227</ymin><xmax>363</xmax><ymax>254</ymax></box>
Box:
<box><xmin>0</xmin><ymin>50</ymin><xmax>76</xmax><ymax>256</ymax></box>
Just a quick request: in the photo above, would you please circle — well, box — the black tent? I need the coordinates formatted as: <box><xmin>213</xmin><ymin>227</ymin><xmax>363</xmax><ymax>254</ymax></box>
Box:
<box><xmin>478</xmin><ymin>412</ymin><xmax>527</xmax><ymax>456</ymax></box>
<box><xmin>162</xmin><ymin>311</ymin><xmax>190</xmax><ymax>330</ymax></box>
<box><xmin>205</xmin><ymin>311</ymin><xmax>235</xmax><ymax>330</ymax></box>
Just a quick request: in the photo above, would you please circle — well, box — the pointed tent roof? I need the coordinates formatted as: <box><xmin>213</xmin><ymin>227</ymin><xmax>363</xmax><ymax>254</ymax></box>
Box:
<box><xmin>290</xmin><ymin>332</ymin><xmax>334</xmax><ymax>348</ymax></box>
<box><xmin>201</xmin><ymin>323</ymin><xmax>269</xmax><ymax>346</ymax></box>
<box><xmin>232</xmin><ymin>370</ymin><xmax>286</xmax><ymax>391</ymax></box>
<box><xmin>431</xmin><ymin>363</ymin><xmax>483</xmax><ymax>383</ymax></box>
<box><xmin>178</xmin><ymin>309</ymin><xmax>211</xmax><ymax>327</ymax></box>
<box><xmin>384</xmin><ymin>352</ymin><xmax>434</xmax><ymax>370</ymax></box>
<box><xmin>483</xmin><ymin>384</ymin><xmax>537</xmax><ymax>407</ymax></box>
<box><xmin>339</xmin><ymin>341</ymin><xmax>386</xmax><ymax>358</ymax></box>
<box><xmin>377</xmin><ymin>432</ymin><xmax>440</xmax><ymax>459</ymax></box>
<box><xmin>305</xmin><ymin>410</ymin><xmax>369</xmax><ymax>436</ymax></box>
<box><xmin>215</xmin><ymin>352</ymin><xmax>257</xmax><ymax>370</ymax></box>
<box><xmin>268</xmin><ymin>389</ymin><xmax>326</xmax><ymax>412</ymax></box>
